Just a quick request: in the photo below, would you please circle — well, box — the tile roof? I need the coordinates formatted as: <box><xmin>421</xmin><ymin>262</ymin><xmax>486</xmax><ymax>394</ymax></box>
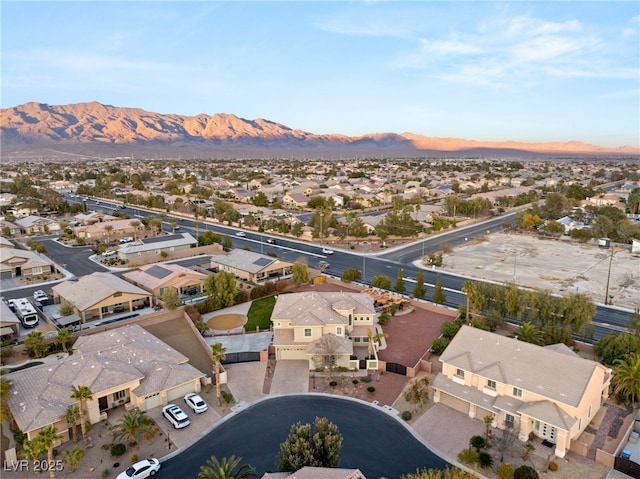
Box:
<box><xmin>210</xmin><ymin>249</ymin><xmax>277</xmax><ymax>274</ymax></box>
<box><xmin>440</xmin><ymin>326</ymin><xmax>601</xmax><ymax>408</ymax></box>
<box><xmin>123</xmin><ymin>262</ymin><xmax>207</xmax><ymax>290</ymax></box>
<box><xmin>271</xmin><ymin>292</ymin><xmax>375</xmax><ymax>327</ymax></box>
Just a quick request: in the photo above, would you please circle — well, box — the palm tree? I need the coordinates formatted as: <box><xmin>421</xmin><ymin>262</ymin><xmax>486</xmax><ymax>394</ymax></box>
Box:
<box><xmin>70</xmin><ymin>385</ymin><xmax>93</xmax><ymax>445</ymax></box>
<box><xmin>198</xmin><ymin>455</ymin><xmax>256</xmax><ymax>479</ymax></box>
<box><xmin>103</xmin><ymin>224</ymin><xmax>114</xmax><ymax>245</ymax></box>
<box><xmin>18</xmin><ymin>438</ymin><xmax>42</xmax><ymax>474</ymax></box>
<box><xmin>510</xmin><ymin>321</ymin><xmax>544</xmax><ymax>345</ymax></box>
<box><xmin>25</xmin><ymin>330</ymin><xmax>48</xmax><ymax>358</ymax></box>
<box><xmin>63</xmin><ymin>405</ymin><xmax>80</xmax><ymax>443</ymax></box>
<box><xmin>366</xmin><ymin>328</ymin><xmax>389</xmax><ymax>360</ymax></box>
<box><xmin>461</xmin><ymin>280</ymin><xmax>476</xmax><ymax>324</ymax></box>
<box><xmin>56</xmin><ymin>328</ymin><xmax>73</xmax><ymax>354</ymax></box>
<box><xmin>169</xmin><ymin>217</ymin><xmax>180</xmax><ymax>233</ymax></box>
<box><xmin>111</xmin><ymin>409</ymin><xmax>154</xmax><ymax>446</ymax></box>
<box><xmin>61</xmin><ymin>448</ymin><xmax>85</xmax><ymax>473</ymax></box>
<box><xmin>0</xmin><ymin>378</ymin><xmax>11</xmax><ymax>422</ymax></box>
<box><xmin>36</xmin><ymin>425</ymin><xmax>60</xmax><ymax>479</ymax></box>
<box><xmin>210</xmin><ymin>343</ymin><xmax>227</xmax><ymax>405</ymax></box>
<box><xmin>194</xmin><ymin>220</ymin><xmax>202</xmax><ymax>238</ymax></box>
<box><xmin>129</xmin><ymin>220</ymin><xmax>141</xmax><ymax>240</ymax></box>
<box><xmin>612</xmin><ymin>352</ymin><xmax>640</xmax><ymax>403</ymax></box>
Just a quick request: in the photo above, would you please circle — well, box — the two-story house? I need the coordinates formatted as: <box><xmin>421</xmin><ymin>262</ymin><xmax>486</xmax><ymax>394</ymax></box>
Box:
<box><xmin>270</xmin><ymin>292</ymin><xmax>379</xmax><ymax>370</ymax></box>
<box><xmin>432</xmin><ymin>326</ymin><xmax>612</xmax><ymax>458</ymax></box>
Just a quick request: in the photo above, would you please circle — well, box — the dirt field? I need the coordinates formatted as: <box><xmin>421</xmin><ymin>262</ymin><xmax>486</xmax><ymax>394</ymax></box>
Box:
<box><xmin>436</xmin><ymin>233</ymin><xmax>640</xmax><ymax>310</ymax></box>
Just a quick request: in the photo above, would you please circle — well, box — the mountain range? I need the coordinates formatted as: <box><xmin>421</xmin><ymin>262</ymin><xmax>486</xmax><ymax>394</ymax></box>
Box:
<box><xmin>1</xmin><ymin>101</ymin><xmax>638</xmax><ymax>158</ymax></box>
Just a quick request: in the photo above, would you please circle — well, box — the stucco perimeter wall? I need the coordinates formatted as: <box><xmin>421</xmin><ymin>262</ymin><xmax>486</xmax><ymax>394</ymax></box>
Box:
<box><xmin>127</xmin><ymin>243</ymin><xmax>223</xmax><ymax>267</ymax></box>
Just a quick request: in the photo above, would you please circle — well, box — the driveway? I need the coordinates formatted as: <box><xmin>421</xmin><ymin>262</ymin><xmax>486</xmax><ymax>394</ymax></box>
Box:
<box><xmin>270</xmin><ymin>360</ymin><xmax>309</xmax><ymax>395</ymax></box>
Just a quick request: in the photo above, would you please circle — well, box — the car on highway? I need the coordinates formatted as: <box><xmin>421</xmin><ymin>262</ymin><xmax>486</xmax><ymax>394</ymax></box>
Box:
<box><xmin>235</xmin><ymin>231</ymin><xmax>246</xmax><ymax>237</ymax></box>
<box><xmin>162</xmin><ymin>404</ymin><xmax>190</xmax><ymax>429</ymax></box>
<box><xmin>266</xmin><ymin>238</ymin><xmax>276</xmax><ymax>244</ymax></box>
<box><xmin>116</xmin><ymin>458</ymin><xmax>160</xmax><ymax>479</ymax></box>
<box><xmin>184</xmin><ymin>393</ymin><xmax>208</xmax><ymax>414</ymax></box>
<box><xmin>321</xmin><ymin>247</ymin><xmax>334</xmax><ymax>255</ymax></box>
<box><xmin>317</xmin><ymin>260</ymin><xmax>330</xmax><ymax>269</ymax></box>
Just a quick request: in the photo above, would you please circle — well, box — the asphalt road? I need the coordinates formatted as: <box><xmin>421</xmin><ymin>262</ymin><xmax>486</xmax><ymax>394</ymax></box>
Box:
<box><xmin>160</xmin><ymin>395</ymin><xmax>450</xmax><ymax>479</ymax></box>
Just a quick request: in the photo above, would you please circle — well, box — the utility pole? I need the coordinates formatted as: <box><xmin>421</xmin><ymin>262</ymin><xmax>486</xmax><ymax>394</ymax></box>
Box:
<box><xmin>604</xmin><ymin>246</ymin><xmax>616</xmax><ymax>305</ymax></box>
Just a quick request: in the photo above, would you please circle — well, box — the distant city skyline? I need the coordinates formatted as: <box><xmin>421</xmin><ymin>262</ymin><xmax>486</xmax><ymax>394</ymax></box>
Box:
<box><xmin>2</xmin><ymin>1</ymin><xmax>639</xmax><ymax>148</ymax></box>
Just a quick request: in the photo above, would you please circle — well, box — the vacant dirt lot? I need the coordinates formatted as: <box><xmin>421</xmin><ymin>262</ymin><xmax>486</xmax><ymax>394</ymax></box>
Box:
<box><xmin>437</xmin><ymin>233</ymin><xmax>640</xmax><ymax>309</ymax></box>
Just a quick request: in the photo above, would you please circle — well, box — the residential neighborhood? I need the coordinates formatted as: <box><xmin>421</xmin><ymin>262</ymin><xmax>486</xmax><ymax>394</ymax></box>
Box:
<box><xmin>0</xmin><ymin>156</ymin><xmax>639</xmax><ymax>479</ymax></box>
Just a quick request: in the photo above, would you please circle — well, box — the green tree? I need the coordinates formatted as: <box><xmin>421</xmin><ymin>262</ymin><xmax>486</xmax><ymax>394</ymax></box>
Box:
<box><xmin>540</xmin><ymin>192</ymin><xmax>569</xmax><ymax>219</ymax></box>
<box><xmin>413</xmin><ymin>270</ymin><xmax>426</xmax><ymax>299</ymax></box>
<box><xmin>18</xmin><ymin>438</ymin><xmax>42</xmax><ymax>473</ymax></box>
<box><xmin>36</xmin><ymin>425</ymin><xmax>59</xmax><ymax>479</ymax></box>
<box><xmin>461</xmin><ymin>281</ymin><xmax>477</xmax><ymax>323</ymax></box>
<box><xmin>162</xmin><ymin>288</ymin><xmax>183</xmax><ymax>310</ymax></box>
<box><xmin>204</xmin><ymin>271</ymin><xmax>237</xmax><ymax>310</ymax></box>
<box><xmin>58</xmin><ymin>300</ymin><xmax>75</xmax><ymax>317</ymax></box>
<box><xmin>0</xmin><ymin>378</ymin><xmax>11</xmax><ymax>422</ymax></box>
<box><xmin>510</xmin><ymin>322</ymin><xmax>544</xmax><ymax>345</ymax></box>
<box><xmin>395</xmin><ymin>268</ymin><xmax>406</xmax><ymax>293</ymax></box>
<box><xmin>61</xmin><ymin>448</ymin><xmax>85</xmax><ymax>473</ymax></box>
<box><xmin>432</xmin><ymin>275</ymin><xmax>446</xmax><ymax>305</ymax></box>
<box><xmin>70</xmin><ymin>385</ymin><xmax>93</xmax><ymax>445</ymax></box>
<box><xmin>63</xmin><ymin>405</ymin><xmax>80</xmax><ymax>443</ymax></box>
<box><xmin>25</xmin><ymin>330</ymin><xmax>48</xmax><ymax>358</ymax></box>
<box><xmin>592</xmin><ymin>215</ymin><xmax>615</xmax><ymax>239</ymax></box>
<box><xmin>291</xmin><ymin>261</ymin><xmax>310</xmax><ymax>286</ymax></box>
<box><xmin>371</xmin><ymin>275</ymin><xmax>392</xmax><ymax>289</ymax></box>
<box><xmin>56</xmin><ymin>328</ymin><xmax>74</xmax><ymax>354</ymax></box>
<box><xmin>222</xmin><ymin>235</ymin><xmax>233</xmax><ymax>249</ymax></box>
<box><xmin>627</xmin><ymin>187</ymin><xmax>640</xmax><ymax>214</ymax></box>
<box><xmin>111</xmin><ymin>409</ymin><xmax>154</xmax><ymax>446</ymax></box>
<box><xmin>611</xmin><ymin>352</ymin><xmax>640</xmax><ymax>403</ymax></box>
<box><xmin>211</xmin><ymin>342</ymin><xmax>227</xmax><ymax>405</ymax></box>
<box><xmin>277</xmin><ymin>417</ymin><xmax>343</xmax><ymax>471</ymax></box>
<box><xmin>198</xmin><ymin>455</ymin><xmax>256</xmax><ymax>479</ymax></box>
<box><xmin>103</xmin><ymin>224</ymin><xmax>114</xmax><ymax>244</ymax></box>
<box><xmin>595</xmin><ymin>332</ymin><xmax>640</xmax><ymax>365</ymax></box>
<box><xmin>341</xmin><ymin>267</ymin><xmax>361</xmax><ymax>283</ymax></box>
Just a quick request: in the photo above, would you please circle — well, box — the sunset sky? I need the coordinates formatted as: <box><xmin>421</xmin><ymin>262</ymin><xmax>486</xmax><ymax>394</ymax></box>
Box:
<box><xmin>2</xmin><ymin>1</ymin><xmax>639</xmax><ymax>148</ymax></box>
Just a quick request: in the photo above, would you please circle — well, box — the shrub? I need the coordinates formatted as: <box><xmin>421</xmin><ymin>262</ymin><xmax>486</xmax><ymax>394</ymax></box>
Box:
<box><xmin>514</xmin><ymin>465</ymin><xmax>539</xmax><ymax>479</ymax></box>
<box><xmin>430</xmin><ymin>337</ymin><xmax>450</xmax><ymax>355</ymax></box>
<box><xmin>458</xmin><ymin>448</ymin><xmax>478</xmax><ymax>465</ymax></box>
<box><xmin>352</xmin><ymin>379</ymin><xmax>359</xmax><ymax>385</ymax></box>
<box><xmin>470</xmin><ymin>434</ymin><xmax>487</xmax><ymax>451</ymax></box>
<box><xmin>401</xmin><ymin>411</ymin><xmax>412</xmax><ymax>421</ymax></box>
<box><xmin>478</xmin><ymin>451</ymin><xmax>494</xmax><ymax>468</ymax></box>
<box><xmin>367</xmin><ymin>386</ymin><xmax>375</xmax><ymax>393</ymax></box>
<box><xmin>497</xmin><ymin>463</ymin><xmax>514</xmax><ymax>479</ymax></box>
<box><xmin>110</xmin><ymin>443</ymin><xmax>126</xmax><ymax>457</ymax></box>
<box><xmin>130</xmin><ymin>454</ymin><xmax>138</xmax><ymax>463</ymax></box>
<box><xmin>361</xmin><ymin>375</ymin><xmax>372</xmax><ymax>383</ymax></box>
<box><xmin>102</xmin><ymin>469</ymin><xmax>111</xmax><ymax>478</ymax></box>
<box><xmin>548</xmin><ymin>461</ymin><xmax>558</xmax><ymax>472</ymax></box>
<box><xmin>221</xmin><ymin>390</ymin><xmax>234</xmax><ymax>404</ymax></box>
<box><xmin>329</xmin><ymin>381</ymin><xmax>338</xmax><ymax>387</ymax></box>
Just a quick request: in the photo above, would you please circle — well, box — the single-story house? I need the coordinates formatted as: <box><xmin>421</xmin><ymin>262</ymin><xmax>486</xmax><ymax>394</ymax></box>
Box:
<box><xmin>73</xmin><ymin>211</ymin><xmax>119</xmax><ymax>225</ymax></box>
<box><xmin>52</xmin><ymin>272</ymin><xmax>152</xmax><ymax>322</ymax></box>
<box><xmin>0</xmin><ymin>301</ymin><xmax>20</xmax><ymax>339</ymax></box>
<box><xmin>210</xmin><ymin>249</ymin><xmax>293</xmax><ymax>284</ymax></box>
<box><xmin>0</xmin><ymin>247</ymin><xmax>56</xmax><ymax>280</ymax></box>
<box><xmin>117</xmin><ymin>233</ymin><xmax>198</xmax><ymax>262</ymax></box>
<box><xmin>270</xmin><ymin>291</ymin><xmax>379</xmax><ymax>370</ymax></box>
<box><xmin>73</xmin><ymin>218</ymin><xmax>142</xmax><ymax>242</ymax></box>
<box><xmin>123</xmin><ymin>262</ymin><xmax>209</xmax><ymax>298</ymax></box>
<box><xmin>14</xmin><ymin>215</ymin><xmax>61</xmax><ymax>235</ymax></box>
<box><xmin>4</xmin><ymin>324</ymin><xmax>205</xmax><ymax>445</ymax></box>
<box><xmin>0</xmin><ymin>220</ymin><xmax>20</xmax><ymax>236</ymax></box>
<box><xmin>432</xmin><ymin>325</ymin><xmax>611</xmax><ymax>458</ymax></box>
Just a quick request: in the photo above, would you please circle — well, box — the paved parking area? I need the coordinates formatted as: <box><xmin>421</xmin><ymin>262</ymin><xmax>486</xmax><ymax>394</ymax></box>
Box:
<box><xmin>270</xmin><ymin>360</ymin><xmax>310</xmax><ymax>395</ymax></box>
<box><xmin>225</xmin><ymin>362</ymin><xmax>268</xmax><ymax>404</ymax></box>
<box><xmin>205</xmin><ymin>331</ymin><xmax>273</xmax><ymax>354</ymax></box>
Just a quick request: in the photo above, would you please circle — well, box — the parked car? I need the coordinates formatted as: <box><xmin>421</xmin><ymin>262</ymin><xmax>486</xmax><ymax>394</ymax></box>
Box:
<box><xmin>102</xmin><ymin>250</ymin><xmax>116</xmax><ymax>257</ymax></box>
<box><xmin>33</xmin><ymin>290</ymin><xmax>49</xmax><ymax>305</ymax></box>
<box><xmin>5</xmin><ymin>298</ymin><xmax>16</xmax><ymax>312</ymax></box>
<box><xmin>116</xmin><ymin>458</ymin><xmax>160</xmax><ymax>479</ymax></box>
<box><xmin>321</xmin><ymin>247</ymin><xmax>334</xmax><ymax>255</ymax></box>
<box><xmin>184</xmin><ymin>393</ymin><xmax>208</xmax><ymax>414</ymax></box>
<box><xmin>162</xmin><ymin>404</ymin><xmax>190</xmax><ymax>429</ymax></box>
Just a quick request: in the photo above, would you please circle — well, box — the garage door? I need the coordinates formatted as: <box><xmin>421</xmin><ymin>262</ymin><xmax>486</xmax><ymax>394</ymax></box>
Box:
<box><xmin>276</xmin><ymin>347</ymin><xmax>307</xmax><ymax>360</ymax></box>
<box><xmin>439</xmin><ymin>392</ymin><xmax>470</xmax><ymax>415</ymax></box>
<box><xmin>477</xmin><ymin>407</ymin><xmax>494</xmax><ymax>421</ymax></box>
<box><xmin>166</xmin><ymin>382</ymin><xmax>195</xmax><ymax>402</ymax></box>
<box><xmin>143</xmin><ymin>392</ymin><xmax>162</xmax><ymax>411</ymax></box>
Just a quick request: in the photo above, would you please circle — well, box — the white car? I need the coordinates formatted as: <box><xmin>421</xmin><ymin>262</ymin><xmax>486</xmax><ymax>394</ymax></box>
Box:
<box><xmin>235</xmin><ymin>231</ymin><xmax>246</xmax><ymax>237</ymax></box>
<box><xmin>33</xmin><ymin>290</ymin><xmax>49</xmax><ymax>305</ymax></box>
<box><xmin>184</xmin><ymin>393</ymin><xmax>208</xmax><ymax>414</ymax></box>
<box><xmin>322</xmin><ymin>247</ymin><xmax>334</xmax><ymax>255</ymax></box>
<box><xmin>116</xmin><ymin>458</ymin><xmax>160</xmax><ymax>479</ymax></box>
<box><xmin>102</xmin><ymin>250</ymin><xmax>116</xmax><ymax>257</ymax></box>
<box><xmin>162</xmin><ymin>404</ymin><xmax>190</xmax><ymax>429</ymax></box>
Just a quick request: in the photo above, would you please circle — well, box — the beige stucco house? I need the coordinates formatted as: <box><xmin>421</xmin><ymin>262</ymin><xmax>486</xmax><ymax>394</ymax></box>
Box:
<box><xmin>262</xmin><ymin>467</ymin><xmax>367</xmax><ymax>479</ymax></box>
<box><xmin>117</xmin><ymin>233</ymin><xmax>198</xmax><ymax>262</ymax></box>
<box><xmin>52</xmin><ymin>272</ymin><xmax>152</xmax><ymax>323</ymax></box>
<box><xmin>123</xmin><ymin>262</ymin><xmax>209</xmax><ymax>298</ymax></box>
<box><xmin>0</xmin><ymin>246</ymin><xmax>56</xmax><ymax>280</ymax></box>
<box><xmin>210</xmin><ymin>249</ymin><xmax>293</xmax><ymax>284</ymax></box>
<box><xmin>4</xmin><ymin>324</ymin><xmax>205</xmax><ymax>445</ymax></box>
<box><xmin>432</xmin><ymin>325</ymin><xmax>612</xmax><ymax>458</ymax></box>
<box><xmin>271</xmin><ymin>291</ymin><xmax>381</xmax><ymax>370</ymax></box>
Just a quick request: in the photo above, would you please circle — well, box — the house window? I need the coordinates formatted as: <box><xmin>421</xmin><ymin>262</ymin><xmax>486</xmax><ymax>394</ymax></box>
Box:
<box><xmin>505</xmin><ymin>414</ymin><xmax>515</xmax><ymax>428</ymax></box>
<box><xmin>336</xmin><ymin>327</ymin><xmax>342</xmax><ymax>335</ymax></box>
<box><xmin>32</xmin><ymin>266</ymin><xmax>43</xmax><ymax>275</ymax></box>
<box><xmin>487</xmin><ymin>379</ymin><xmax>496</xmax><ymax>389</ymax></box>
<box><xmin>513</xmin><ymin>387</ymin><xmax>523</xmax><ymax>398</ymax></box>
<box><xmin>455</xmin><ymin>368</ymin><xmax>465</xmax><ymax>378</ymax></box>
<box><xmin>304</xmin><ymin>328</ymin><xmax>311</xmax><ymax>337</ymax></box>
<box><xmin>113</xmin><ymin>390</ymin><xmax>126</xmax><ymax>401</ymax></box>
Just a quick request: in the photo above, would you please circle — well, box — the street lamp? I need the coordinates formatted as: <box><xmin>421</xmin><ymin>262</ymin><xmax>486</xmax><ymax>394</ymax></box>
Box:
<box><xmin>604</xmin><ymin>246</ymin><xmax>619</xmax><ymax>305</ymax></box>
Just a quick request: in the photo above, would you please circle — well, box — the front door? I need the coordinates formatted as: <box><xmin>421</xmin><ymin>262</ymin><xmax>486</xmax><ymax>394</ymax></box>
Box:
<box><xmin>535</xmin><ymin>420</ymin><xmax>557</xmax><ymax>443</ymax></box>
<box><xmin>98</xmin><ymin>396</ymin><xmax>108</xmax><ymax>412</ymax></box>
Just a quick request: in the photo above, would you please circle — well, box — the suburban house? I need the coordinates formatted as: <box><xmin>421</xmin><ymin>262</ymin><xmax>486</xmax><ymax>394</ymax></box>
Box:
<box><xmin>282</xmin><ymin>191</ymin><xmax>309</xmax><ymax>209</ymax></box>
<box><xmin>0</xmin><ymin>220</ymin><xmax>20</xmax><ymax>236</ymax></box>
<box><xmin>210</xmin><ymin>249</ymin><xmax>293</xmax><ymax>284</ymax></box>
<box><xmin>270</xmin><ymin>291</ymin><xmax>381</xmax><ymax>370</ymax></box>
<box><xmin>261</xmin><ymin>467</ymin><xmax>367</xmax><ymax>479</ymax></box>
<box><xmin>73</xmin><ymin>217</ymin><xmax>141</xmax><ymax>242</ymax></box>
<box><xmin>0</xmin><ymin>246</ymin><xmax>56</xmax><ymax>280</ymax></box>
<box><xmin>432</xmin><ymin>325</ymin><xmax>612</xmax><ymax>458</ymax></box>
<box><xmin>0</xmin><ymin>301</ymin><xmax>20</xmax><ymax>339</ymax></box>
<box><xmin>73</xmin><ymin>210</ymin><xmax>119</xmax><ymax>225</ymax></box>
<box><xmin>52</xmin><ymin>272</ymin><xmax>152</xmax><ymax>323</ymax></box>
<box><xmin>3</xmin><ymin>324</ymin><xmax>205</xmax><ymax>445</ymax></box>
<box><xmin>123</xmin><ymin>262</ymin><xmax>209</xmax><ymax>298</ymax></box>
<box><xmin>14</xmin><ymin>215</ymin><xmax>61</xmax><ymax>235</ymax></box>
<box><xmin>116</xmin><ymin>233</ymin><xmax>198</xmax><ymax>262</ymax></box>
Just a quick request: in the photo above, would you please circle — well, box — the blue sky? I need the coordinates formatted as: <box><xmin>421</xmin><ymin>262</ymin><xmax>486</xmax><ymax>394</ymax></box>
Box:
<box><xmin>2</xmin><ymin>1</ymin><xmax>639</xmax><ymax>148</ymax></box>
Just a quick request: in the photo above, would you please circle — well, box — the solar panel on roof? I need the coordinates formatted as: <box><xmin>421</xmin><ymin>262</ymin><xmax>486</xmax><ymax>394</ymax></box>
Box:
<box><xmin>146</xmin><ymin>265</ymin><xmax>172</xmax><ymax>279</ymax></box>
<box><xmin>253</xmin><ymin>257</ymin><xmax>273</xmax><ymax>267</ymax></box>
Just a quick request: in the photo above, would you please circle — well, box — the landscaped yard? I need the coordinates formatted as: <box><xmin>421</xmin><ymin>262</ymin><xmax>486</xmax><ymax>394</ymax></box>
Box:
<box><xmin>245</xmin><ymin>295</ymin><xmax>276</xmax><ymax>331</ymax></box>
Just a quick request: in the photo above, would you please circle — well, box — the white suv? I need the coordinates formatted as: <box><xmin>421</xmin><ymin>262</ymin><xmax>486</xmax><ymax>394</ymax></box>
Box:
<box><xmin>184</xmin><ymin>393</ymin><xmax>208</xmax><ymax>414</ymax></box>
<box><xmin>162</xmin><ymin>404</ymin><xmax>190</xmax><ymax>429</ymax></box>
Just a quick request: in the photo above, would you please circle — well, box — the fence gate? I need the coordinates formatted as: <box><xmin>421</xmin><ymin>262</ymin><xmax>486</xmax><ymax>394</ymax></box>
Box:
<box><xmin>385</xmin><ymin>362</ymin><xmax>407</xmax><ymax>375</ymax></box>
<box><xmin>221</xmin><ymin>352</ymin><xmax>261</xmax><ymax>364</ymax></box>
